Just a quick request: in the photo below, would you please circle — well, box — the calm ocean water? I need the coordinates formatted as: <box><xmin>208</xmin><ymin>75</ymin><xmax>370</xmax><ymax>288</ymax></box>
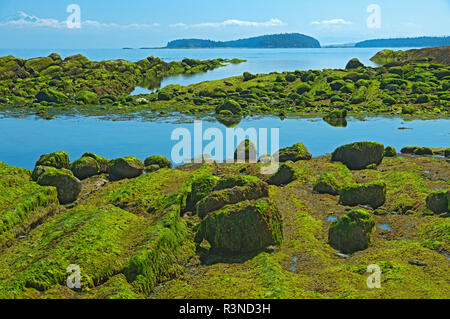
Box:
<box><xmin>0</xmin><ymin>115</ymin><xmax>448</xmax><ymax>170</ymax></box>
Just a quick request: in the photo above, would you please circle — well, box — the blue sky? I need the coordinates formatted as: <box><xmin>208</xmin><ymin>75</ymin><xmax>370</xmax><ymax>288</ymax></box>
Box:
<box><xmin>0</xmin><ymin>0</ymin><xmax>448</xmax><ymax>48</ymax></box>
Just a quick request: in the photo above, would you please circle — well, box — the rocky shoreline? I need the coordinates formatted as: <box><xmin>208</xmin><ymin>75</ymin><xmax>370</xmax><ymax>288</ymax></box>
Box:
<box><xmin>0</xmin><ymin>140</ymin><xmax>448</xmax><ymax>298</ymax></box>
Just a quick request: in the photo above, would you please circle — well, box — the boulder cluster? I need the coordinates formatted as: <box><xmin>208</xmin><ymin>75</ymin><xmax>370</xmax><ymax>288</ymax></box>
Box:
<box><xmin>31</xmin><ymin>151</ymin><xmax>173</xmax><ymax>204</ymax></box>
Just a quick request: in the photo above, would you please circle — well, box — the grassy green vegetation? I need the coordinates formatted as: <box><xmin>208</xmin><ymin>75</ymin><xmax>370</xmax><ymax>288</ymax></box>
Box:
<box><xmin>0</xmin><ymin>146</ymin><xmax>448</xmax><ymax>299</ymax></box>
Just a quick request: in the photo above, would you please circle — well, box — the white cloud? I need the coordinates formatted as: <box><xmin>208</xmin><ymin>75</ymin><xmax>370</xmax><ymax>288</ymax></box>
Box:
<box><xmin>312</xmin><ymin>19</ymin><xmax>352</xmax><ymax>25</ymax></box>
<box><xmin>171</xmin><ymin>18</ymin><xmax>286</xmax><ymax>28</ymax></box>
<box><xmin>169</xmin><ymin>22</ymin><xmax>188</xmax><ymax>28</ymax></box>
<box><xmin>0</xmin><ymin>11</ymin><xmax>159</xmax><ymax>29</ymax></box>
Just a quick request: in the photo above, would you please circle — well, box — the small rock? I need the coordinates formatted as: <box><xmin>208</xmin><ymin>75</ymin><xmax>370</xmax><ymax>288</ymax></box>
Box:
<box><xmin>408</xmin><ymin>259</ymin><xmax>427</xmax><ymax>267</ymax></box>
<box><xmin>335</xmin><ymin>252</ymin><xmax>350</xmax><ymax>259</ymax></box>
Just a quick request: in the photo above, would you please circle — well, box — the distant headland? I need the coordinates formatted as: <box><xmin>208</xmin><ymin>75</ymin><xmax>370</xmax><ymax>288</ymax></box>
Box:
<box><xmin>163</xmin><ymin>33</ymin><xmax>321</xmax><ymax>49</ymax></box>
<box><xmin>354</xmin><ymin>36</ymin><xmax>450</xmax><ymax>48</ymax></box>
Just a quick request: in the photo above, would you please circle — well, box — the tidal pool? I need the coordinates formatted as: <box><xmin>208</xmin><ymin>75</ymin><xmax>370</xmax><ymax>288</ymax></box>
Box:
<box><xmin>0</xmin><ymin>114</ymin><xmax>448</xmax><ymax>170</ymax></box>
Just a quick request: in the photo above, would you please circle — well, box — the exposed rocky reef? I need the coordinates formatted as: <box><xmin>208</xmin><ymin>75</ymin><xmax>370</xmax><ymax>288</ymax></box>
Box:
<box><xmin>0</xmin><ymin>140</ymin><xmax>448</xmax><ymax>299</ymax></box>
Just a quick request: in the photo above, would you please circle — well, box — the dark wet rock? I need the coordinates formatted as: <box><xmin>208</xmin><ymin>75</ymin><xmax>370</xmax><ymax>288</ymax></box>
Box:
<box><xmin>196</xmin><ymin>181</ymin><xmax>269</xmax><ymax>219</ymax></box>
<box><xmin>332</xmin><ymin>142</ymin><xmax>385</xmax><ymax>170</ymax></box>
<box><xmin>216</xmin><ymin>99</ymin><xmax>242</xmax><ymax>115</ymax></box>
<box><xmin>274</xmin><ymin>143</ymin><xmax>312</xmax><ymax>163</ymax></box>
<box><xmin>144</xmin><ymin>155</ymin><xmax>172</xmax><ymax>169</ymax></box>
<box><xmin>31</xmin><ymin>165</ymin><xmax>51</xmax><ymax>182</ymax></box>
<box><xmin>267</xmin><ymin>163</ymin><xmax>299</xmax><ymax>186</ymax></box>
<box><xmin>384</xmin><ymin>146</ymin><xmax>397</xmax><ymax>157</ymax></box>
<box><xmin>426</xmin><ymin>190</ymin><xmax>449</xmax><ymax>214</ymax></box>
<box><xmin>408</xmin><ymin>259</ymin><xmax>427</xmax><ymax>267</ymax></box>
<box><xmin>329</xmin><ymin>209</ymin><xmax>375</xmax><ymax>254</ymax></box>
<box><xmin>195</xmin><ymin>199</ymin><xmax>283</xmax><ymax>253</ymax></box>
<box><xmin>36</xmin><ymin>167</ymin><xmax>82</xmax><ymax>204</ymax></box>
<box><xmin>35</xmin><ymin>151</ymin><xmax>70</xmax><ymax>170</ymax></box>
<box><xmin>345</xmin><ymin>58</ymin><xmax>365</xmax><ymax>70</ymax></box>
<box><xmin>107</xmin><ymin>156</ymin><xmax>144</xmax><ymax>181</ymax></box>
<box><xmin>313</xmin><ymin>172</ymin><xmax>341</xmax><ymax>195</ymax></box>
<box><xmin>339</xmin><ymin>181</ymin><xmax>387</xmax><ymax>209</ymax></box>
<box><xmin>243</xmin><ymin>72</ymin><xmax>256</xmax><ymax>81</ymax></box>
<box><xmin>234</xmin><ymin>139</ymin><xmax>257</xmax><ymax>162</ymax></box>
<box><xmin>70</xmin><ymin>156</ymin><xmax>100</xmax><ymax>180</ymax></box>
<box><xmin>145</xmin><ymin>164</ymin><xmax>161</xmax><ymax>173</ymax></box>
<box><xmin>35</xmin><ymin>88</ymin><xmax>68</xmax><ymax>103</ymax></box>
<box><xmin>401</xmin><ymin>146</ymin><xmax>433</xmax><ymax>155</ymax></box>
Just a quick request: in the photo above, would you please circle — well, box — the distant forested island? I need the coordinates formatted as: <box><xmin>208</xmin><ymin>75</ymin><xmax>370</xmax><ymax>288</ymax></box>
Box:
<box><xmin>355</xmin><ymin>36</ymin><xmax>450</xmax><ymax>48</ymax></box>
<box><xmin>165</xmin><ymin>33</ymin><xmax>321</xmax><ymax>49</ymax></box>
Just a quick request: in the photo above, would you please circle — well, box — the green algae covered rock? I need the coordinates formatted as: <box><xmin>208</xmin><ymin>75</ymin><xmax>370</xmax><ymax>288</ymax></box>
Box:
<box><xmin>35</xmin><ymin>151</ymin><xmax>70</xmax><ymax>170</ymax></box>
<box><xmin>82</xmin><ymin>153</ymin><xmax>109</xmax><ymax>173</ymax></box>
<box><xmin>70</xmin><ymin>156</ymin><xmax>100</xmax><ymax>180</ymax></box>
<box><xmin>184</xmin><ymin>175</ymin><xmax>220</xmax><ymax>212</ymax></box>
<box><xmin>401</xmin><ymin>146</ymin><xmax>433</xmax><ymax>156</ymax></box>
<box><xmin>144</xmin><ymin>155</ymin><xmax>172</xmax><ymax>169</ymax></box>
<box><xmin>234</xmin><ymin>139</ymin><xmax>257</xmax><ymax>162</ymax></box>
<box><xmin>426</xmin><ymin>190</ymin><xmax>449</xmax><ymax>214</ymax></box>
<box><xmin>345</xmin><ymin>58</ymin><xmax>364</xmax><ymax>70</ymax></box>
<box><xmin>36</xmin><ymin>167</ymin><xmax>82</xmax><ymax>204</ymax></box>
<box><xmin>384</xmin><ymin>146</ymin><xmax>397</xmax><ymax>157</ymax></box>
<box><xmin>25</xmin><ymin>57</ymin><xmax>54</xmax><ymax>73</ymax></box>
<box><xmin>195</xmin><ymin>199</ymin><xmax>283</xmax><ymax>253</ymax></box>
<box><xmin>107</xmin><ymin>156</ymin><xmax>144</xmax><ymax>181</ymax></box>
<box><xmin>183</xmin><ymin>174</ymin><xmax>259</xmax><ymax>213</ymax></box>
<box><xmin>196</xmin><ymin>181</ymin><xmax>269</xmax><ymax>219</ymax></box>
<box><xmin>243</xmin><ymin>72</ymin><xmax>256</xmax><ymax>81</ymax></box>
<box><xmin>332</xmin><ymin>142</ymin><xmax>385</xmax><ymax>170</ymax></box>
<box><xmin>328</xmin><ymin>209</ymin><xmax>375</xmax><ymax>254</ymax></box>
<box><xmin>35</xmin><ymin>88</ymin><xmax>68</xmax><ymax>103</ymax></box>
<box><xmin>267</xmin><ymin>163</ymin><xmax>300</xmax><ymax>186</ymax></box>
<box><xmin>313</xmin><ymin>172</ymin><xmax>341</xmax><ymax>195</ymax></box>
<box><xmin>339</xmin><ymin>181</ymin><xmax>386</xmax><ymax>209</ymax></box>
<box><xmin>216</xmin><ymin>99</ymin><xmax>242</xmax><ymax>115</ymax></box>
<box><xmin>75</xmin><ymin>91</ymin><xmax>99</xmax><ymax>105</ymax></box>
<box><xmin>214</xmin><ymin>175</ymin><xmax>260</xmax><ymax>191</ymax></box>
<box><xmin>274</xmin><ymin>143</ymin><xmax>312</xmax><ymax>163</ymax></box>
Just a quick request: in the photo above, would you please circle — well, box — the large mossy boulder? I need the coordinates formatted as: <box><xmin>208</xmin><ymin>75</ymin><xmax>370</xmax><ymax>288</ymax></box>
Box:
<box><xmin>144</xmin><ymin>155</ymin><xmax>172</xmax><ymax>169</ymax></box>
<box><xmin>35</xmin><ymin>151</ymin><xmax>70</xmax><ymax>170</ymax></box>
<box><xmin>82</xmin><ymin>152</ymin><xmax>109</xmax><ymax>173</ymax></box>
<box><xmin>195</xmin><ymin>199</ymin><xmax>283</xmax><ymax>253</ymax></box>
<box><xmin>384</xmin><ymin>146</ymin><xmax>397</xmax><ymax>157</ymax></box>
<box><xmin>234</xmin><ymin>139</ymin><xmax>257</xmax><ymax>162</ymax></box>
<box><xmin>267</xmin><ymin>163</ymin><xmax>299</xmax><ymax>186</ymax></box>
<box><xmin>216</xmin><ymin>99</ymin><xmax>242</xmax><ymax>115</ymax></box>
<box><xmin>70</xmin><ymin>156</ymin><xmax>100</xmax><ymax>180</ymax></box>
<box><xmin>426</xmin><ymin>190</ymin><xmax>449</xmax><ymax>214</ymax></box>
<box><xmin>313</xmin><ymin>172</ymin><xmax>341</xmax><ymax>195</ymax></box>
<box><xmin>35</xmin><ymin>88</ymin><xmax>68</xmax><ymax>103</ymax></box>
<box><xmin>107</xmin><ymin>156</ymin><xmax>144</xmax><ymax>181</ymax></box>
<box><xmin>274</xmin><ymin>143</ymin><xmax>312</xmax><ymax>163</ymax></box>
<box><xmin>36</xmin><ymin>167</ymin><xmax>82</xmax><ymax>204</ymax></box>
<box><xmin>328</xmin><ymin>209</ymin><xmax>375</xmax><ymax>254</ymax></box>
<box><xmin>339</xmin><ymin>181</ymin><xmax>386</xmax><ymax>209</ymax></box>
<box><xmin>24</xmin><ymin>57</ymin><xmax>55</xmax><ymax>73</ymax></box>
<box><xmin>75</xmin><ymin>91</ymin><xmax>99</xmax><ymax>105</ymax></box>
<box><xmin>345</xmin><ymin>58</ymin><xmax>364</xmax><ymax>70</ymax></box>
<box><xmin>331</xmin><ymin>142</ymin><xmax>384</xmax><ymax>170</ymax></box>
<box><xmin>196</xmin><ymin>181</ymin><xmax>269</xmax><ymax>218</ymax></box>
